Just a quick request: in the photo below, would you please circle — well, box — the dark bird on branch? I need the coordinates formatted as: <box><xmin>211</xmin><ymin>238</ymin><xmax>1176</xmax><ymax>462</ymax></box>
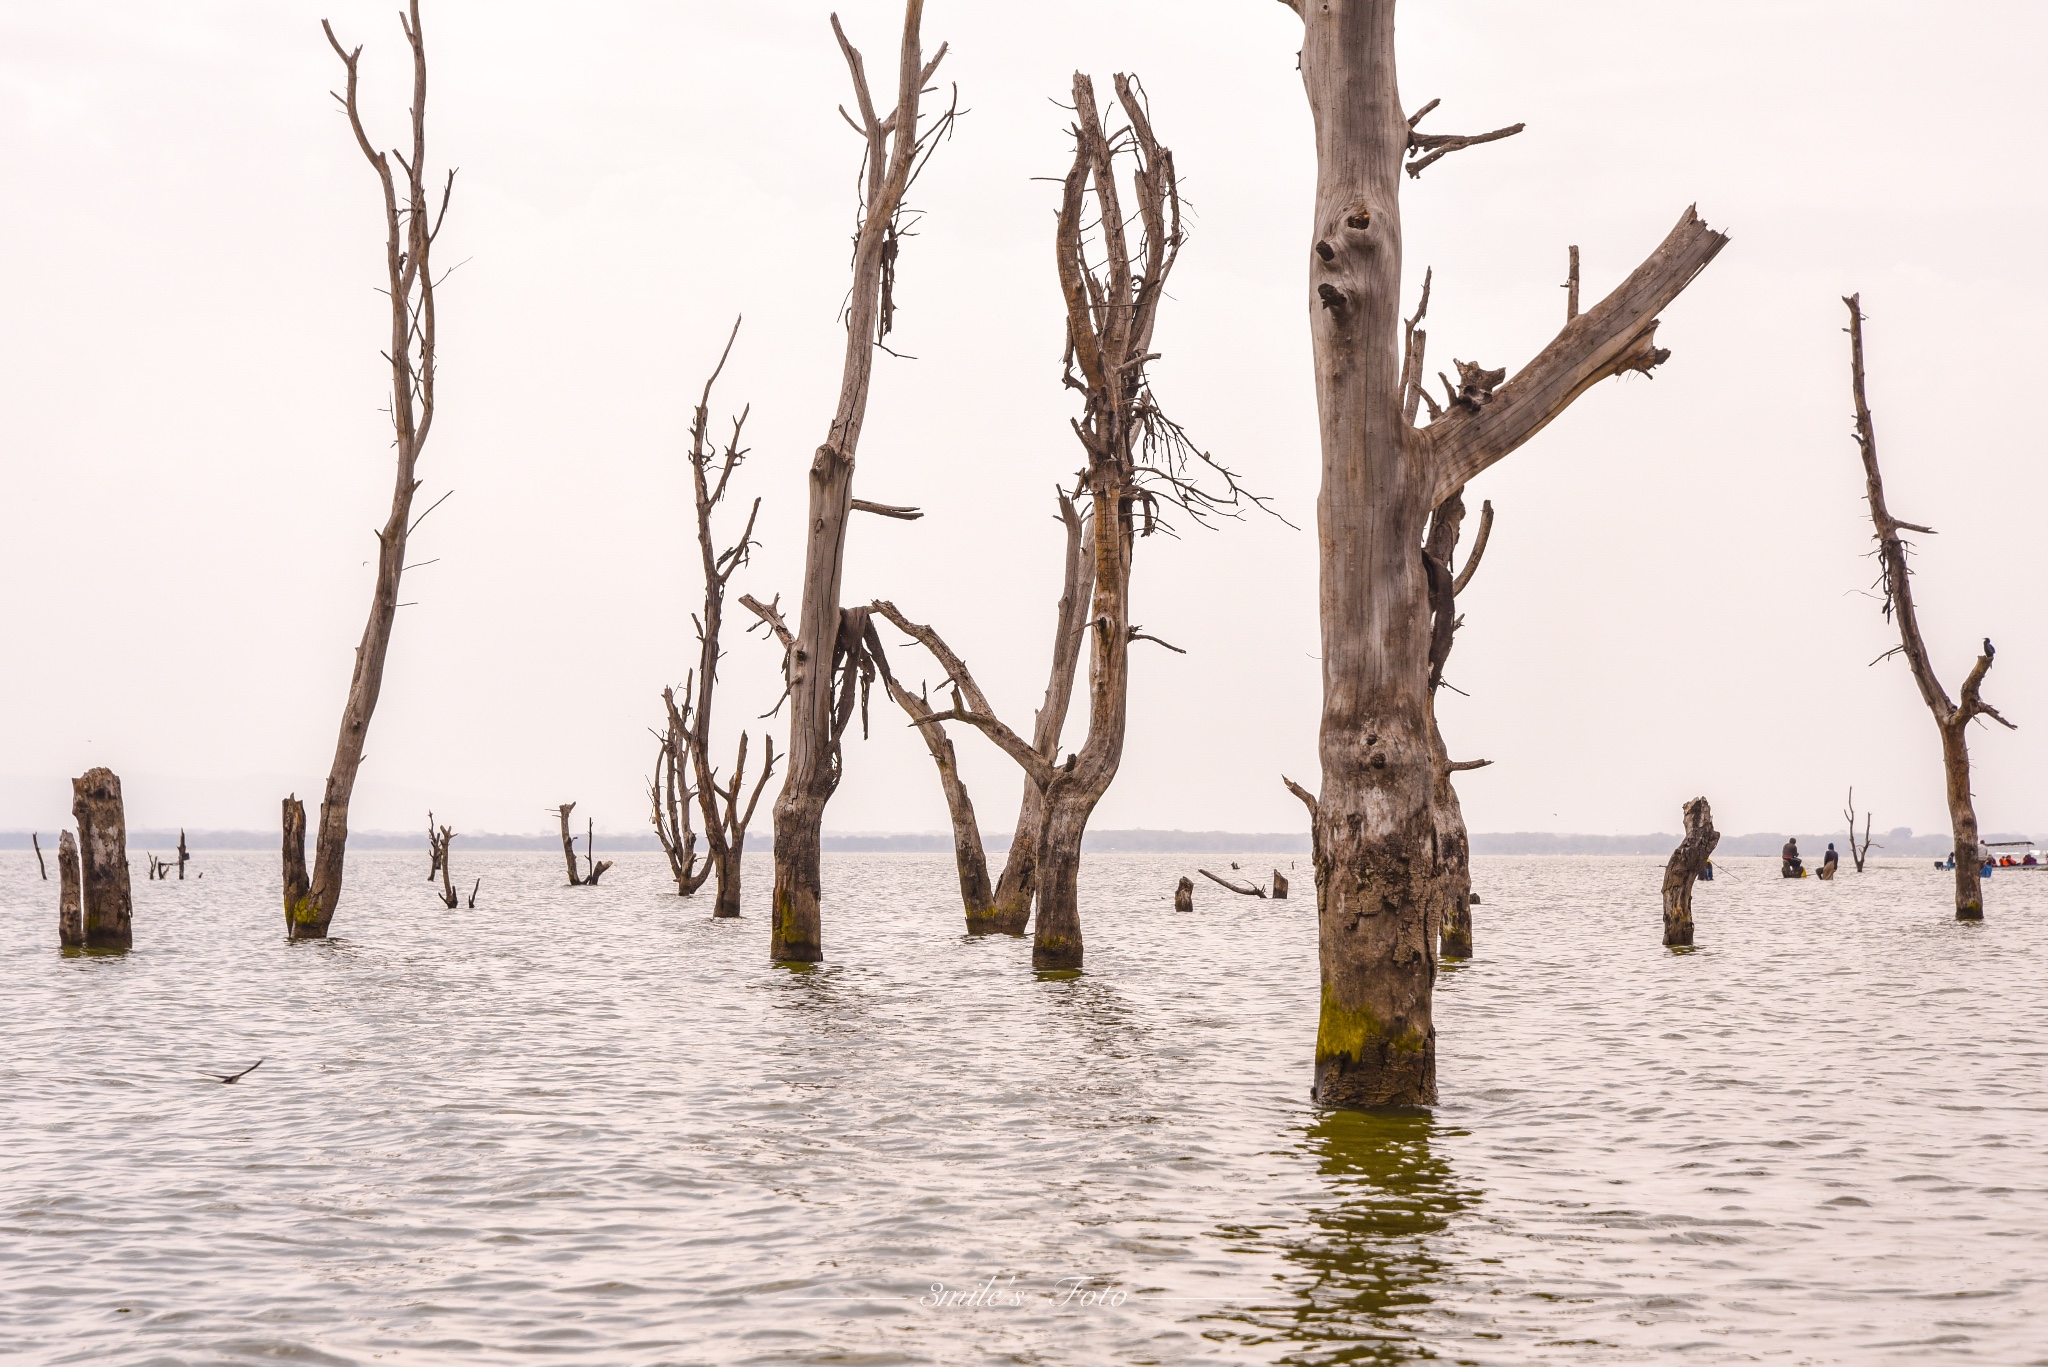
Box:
<box><xmin>1984</xmin><ymin>638</ymin><xmax>1995</xmax><ymax>660</ymax></box>
<box><xmin>203</xmin><ymin>1059</ymin><xmax>264</xmax><ymax>1084</ymax></box>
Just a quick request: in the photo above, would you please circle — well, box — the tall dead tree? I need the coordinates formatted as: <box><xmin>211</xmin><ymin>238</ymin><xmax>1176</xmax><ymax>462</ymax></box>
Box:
<box><xmin>176</xmin><ymin>828</ymin><xmax>189</xmax><ymax>880</ymax></box>
<box><xmin>879</xmin><ymin>490</ymin><xmax>1093</xmax><ymax>932</ymax></box>
<box><xmin>651</xmin><ymin>682</ymin><xmax>711</xmax><ymax>895</ymax></box>
<box><xmin>73</xmin><ymin>767</ymin><xmax>133</xmax><ymax>951</ymax></box>
<box><xmin>875</xmin><ymin>72</ymin><xmax>1258</xmax><ymax>970</ymax></box>
<box><xmin>1661</xmin><ymin>796</ymin><xmax>1718</xmax><ymax>947</ymax></box>
<box><xmin>430</xmin><ymin>822</ymin><xmax>457</xmax><ymax>908</ymax></box>
<box><xmin>1270</xmin><ymin>0</ymin><xmax>1726</xmax><ymax>1107</ymax></box>
<box><xmin>1844</xmin><ymin>295</ymin><xmax>2013</xmax><ymax>920</ymax></box>
<box><xmin>681</xmin><ymin>321</ymin><xmax>776</xmax><ymax>919</ymax></box>
<box><xmin>739</xmin><ymin>0</ymin><xmax>954</xmax><ymax>963</ymax></box>
<box><xmin>555</xmin><ymin>802</ymin><xmax>584</xmax><ymax>886</ymax></box>
<box><xmin>285</xmin><ymin>2</ymin><xmax>455</xmax><ymax>940</ymax></box>
<box><xmin>1843</xmin><ymin>786</ymin><xmax>1878</xmax><ymax>873</ymax></box>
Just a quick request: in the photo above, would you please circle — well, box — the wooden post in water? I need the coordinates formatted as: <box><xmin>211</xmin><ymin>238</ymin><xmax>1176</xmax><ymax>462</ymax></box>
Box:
<box><xmin>1174</xmin><ymin>876</ymin><xmax>1193</xmax><ymax>912</ymax></box>
<box><xmin>282</xmin><ymin>796</ymin><xmax>312</xmax><ymax>935</ymax></box>
<box><xmin>1272</xmin><ymin>870</ymin><xmax>1290</xmax><ymax>900</ymax></box>
<box><xmin>33</xmin><ymin>832</ymin><xmax>48</xmax><ymax>880</ymax></box>
<box><xmin>176</xmin><ymin>828</ymin><xmax>189</xmax><ymax>880</ymax></box>
<box><xmin>72</xmin><ymin>768</ymin><xmax>133</xmax><ymax>951</ymax></box>
<box><xmin>1662</xmin><ymin>797</ymin><xmax>1719</xmax><ymax>948</ymax></box>
<box><xmin>57</xmin><ymin>830</ymin><xmax>84</xmax><ymax>948</ymax></box>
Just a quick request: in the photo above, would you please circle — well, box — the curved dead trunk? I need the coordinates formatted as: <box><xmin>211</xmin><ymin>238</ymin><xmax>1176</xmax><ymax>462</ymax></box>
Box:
<box><xmin>1661</xmin><ymin>797</ymin><xmax>1719</xmax><ymax>946</ymax></box>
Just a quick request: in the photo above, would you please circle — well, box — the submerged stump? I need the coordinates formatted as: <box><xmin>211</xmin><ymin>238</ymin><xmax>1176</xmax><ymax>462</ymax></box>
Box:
<box><xmin>72</xmin><ymin>767</ymin><xmax>133</xmax><ymax>951</ymax></box>
<box><xmin>1662</xmin><ymin>796</ymin><xmax>1719</xmax><ymax>947</ymax></box>
<box><xmin>1272</xmin><ymin>870</ymin><xmax>1290</xmax><ymax>900</ymax></box>
<box><xmin>57</xmin><ymin>830</ymin><xmax>84</xmax><ymax>948</ymax></box>
<box><xmin>1174</xmin><ymin>876</ymin><xmax>1193</xmax><ymax>913</ymax></box>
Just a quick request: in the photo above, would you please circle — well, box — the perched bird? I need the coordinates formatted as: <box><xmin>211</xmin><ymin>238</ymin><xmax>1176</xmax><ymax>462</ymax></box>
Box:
<box><xmin>1985</xmin><ymin>638</ymin><xmax>1996</xmax><ymax>660</ymax></box>
<box><xmin>203</xmin><ymin>1059</ymin><xmax>264</xmax><ymax>1085</ymax></box>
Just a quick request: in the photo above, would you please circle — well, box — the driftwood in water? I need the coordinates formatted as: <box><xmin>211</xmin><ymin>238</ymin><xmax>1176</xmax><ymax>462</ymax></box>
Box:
<box><xmin>736</xmin><ymin>2</ymin><xmax>956</xmax><ymax>965</ymax></box>
<box><xmin>582</xmin><ymin>818</ymin><xmax>613</xmax><ymax>886</ymax></box>
<box><xmin>430</xmin><ymin>822</ymin><xmax>457</xmax><ymax>908</ymax></box>
<box><xmin>286</xmin><ymin>2</ymin><xmax>456</xmax><ymax>941</ymax></box>
<box><xmin>72</xmin><ymin>767</ymin><xmax>133</xmax><ymax>951</ymax></box>
<box><xmin>1845</xmin><ymin>295</ymin><xmax>2014</xmax><ymax>921</ymax></box>
<box><xmin>1276</xmin><ymin>0</ymin><xmax>1726</xmax><ymax>1109</ymax></box>
<box><xmin>33</xmin><ymin>832</ymin><xmax>47</xmax><ymax>880</ymax></box>
<box><xmin>1272</xmin><ymin>870</ymin><xmax>1290</xmax><ymax>900</ymax></box>
<box><xmin>556</xmin><ymin>803</ymin><xmax>584</xmax><ymax>886</ymax></box>
<box><xmin>1174</xmin><ymin>876</ymin><xmax>1193</xmax><ymax>912</ymax></box>
<box><xmin>1199</xmin><ymin>868</ymin><xmax>1265</xmax><ymax>899</ymax></box>
<box><xmin>1662</xmin><ymin>797</ymin><xmax>1719</xmax><ymax>947</ymax></box>
<box><xmin>57</xmin><ymin>830</ymin><xmax>83</xmax><ymax>948</ymax></box>
<box><xmin>467</xmin><ymin>876</ymin><xmax>479</xmax><ymax>909</ymax></box>
<box><xmin>1844</xmin><ymin>787</ymin><xmax>1878</xmax><ymax>872</ymax></box>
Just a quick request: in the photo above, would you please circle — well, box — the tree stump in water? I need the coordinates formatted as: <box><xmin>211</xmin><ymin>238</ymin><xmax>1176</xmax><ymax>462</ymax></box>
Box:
<box><xmin>556</xmin><ymin>803</ymin><xmax>583</xmax><ymax>886</ymax></box>
<box><xmin>57</xmin><ymin>830</ymin><xmax>84</xmax><ymax>948</ymax></box>
<box><xmin>282</xmin><ymin>795</ymin><xmax>312</xmax><ymax>935</ymax></box>
<box><xmin>72</xmin><ymin>768</ymin><xmax>133</xmax><ymax>951</ymax></box>
<box><xmin>1272</xmin><ymin>870</ymin><xmax>1289</xmax><ymax>900</ymax></box>
<box><xmin>1174</xmin><ymin>876</ymin><xmax>1193</xmax><ymax>912</ymax></box>
<box><xmin>1662</xmin><ymin>796</ymin><xmax>1719</xmax><ymax>947</ymax></box>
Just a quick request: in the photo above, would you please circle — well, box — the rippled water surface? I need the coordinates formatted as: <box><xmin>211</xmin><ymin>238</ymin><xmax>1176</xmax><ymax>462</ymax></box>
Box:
<box><xmin>3</xmin><ymin>850</ymin><xmax>2045</xmax><ymax>1365</ymax></box>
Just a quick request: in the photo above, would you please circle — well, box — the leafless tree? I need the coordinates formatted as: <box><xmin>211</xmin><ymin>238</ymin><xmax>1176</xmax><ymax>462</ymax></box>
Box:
<box><xmin>1843</xmin><ymin>786</ymin><xmax>1879</xmax><ymax>873</ymax></box>
<box><xmin>555</xmin><ymin>803</ymin><xmax>584</xmax><ymax>887</ymax></box>
<box><xmin>426</xmin><ymin>810</ymin><xmax>444</xmax><ymax>882</ymax></box>
<box><xmin>1269</xmin><ymin>0</ymin><xmax>1726</xmax><ymax>1107</ymax></box>
<box><xmin>285</xmin><ymin>2</ymin><xmax>456</xmax><ymax>940</ymax></box>
<box><xmin>874</xmin><ymin>72</ymin><xmax>1261</xmax><ymax>970</ymax></box>
<box><xmin>677</xmin><ymin>321</ymin><xmax>777</xmax><ymax>918</ymax></box>
<box><xmin>1662</xmin><ymin>797</ymin><xmax>1718</xmax><ymax>947</ymax></box>
<box><xmin>878</xmin><ymin>490</ymin><xmax>1092</xmax><ymax>933</ymax></box>
<box><xmin>430</xmin><ymin>821</ymin><xmax>457</xmax><ymax>908</ymax></box>
<box><xmin>581</xmin><ymin>818</ymin><xmax>613</xmax><ymax>887</ymax></box>
<box><xmin>1844</xmin><ymin>295</ymin><xmax>2014</xmax><ymax>919</ymax></box>
<box><xmin>651</xmin><ymin>681</ymin><xmax>710</xmax><ymax>896</ymax></box>
<box><xmin>739</xmin><ymin>0</ymin><xmax>955</xmax><ymax>962</ymax></box>
<box><xmin>32</xmin><ymin>832</ymin><xmax>47</xmax><ymax>880</ymax></box>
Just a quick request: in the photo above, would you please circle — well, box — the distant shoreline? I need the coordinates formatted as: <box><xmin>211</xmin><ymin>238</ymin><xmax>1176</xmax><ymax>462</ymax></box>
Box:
<box><xmin>3</xmin><ymin>828</ymin><xmax>2019</xmax><ymax>856</ymax></box>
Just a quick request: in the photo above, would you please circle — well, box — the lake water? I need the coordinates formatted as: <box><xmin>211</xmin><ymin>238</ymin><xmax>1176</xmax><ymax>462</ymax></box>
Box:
<box><xmin>2</xmin><ymin>850</ymin><xmax>2044</xmax><ymax>1365</ymax></box>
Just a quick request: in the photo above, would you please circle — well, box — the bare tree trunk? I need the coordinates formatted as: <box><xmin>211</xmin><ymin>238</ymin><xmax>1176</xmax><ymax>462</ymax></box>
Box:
<box><xmin>289</xmin><ymin>2</ymin><xmax>454</xmax><ymax>941</ymax></box>
<box><xmin>744</xmin><ymin>2</ymin><xmax>954</xmax><ymax>964</ymax></box>
<box><xmin>57</xmin><ymin>830</ymin><xmax>83</xmax><ymax>949</ymax></box>
<box><xmin>1422</xmin><ymin>486</ymin><xmax>1490</xmax><ymax>962</ymax></box>
<box><xmin>1662</xmin><ymin>796</ymin><xmax>1718</xmax><ymax>947</ymax></box>
<box><xmin>72</xmin><ymin>767</ymin><xmax>133</xmax><ymax>951</ymax></box>
<box><xmin>881</xmin><ymin>669</ymin><xmax>996</xmax><ymax>921</ymax></box>
<box><xmin>1845</xmin><ymin>788</ymin><xmax>1876</xmax><ymax>872</ymax></box>
<box><xmin>282</xmin><ymin>796</ymin><xmax>311</xmax><ymax>933</ymax></box>
<box><xmin>651</xmin><ymin>684</ymin><xmax>710</xmax><ymax>896</ymax></box>
<box><xmin>1273</xmin><ymin>870</ymin><xmax>1290</xmax><ymax>900</ymax></box>
<box><xmin>176</xmin><ymin>827</ymin><xmax>188</xmax><ymax>880</ymax></box>
<box><xmin>33</xmin><ymin>831</ymin><xmax>47</xmax><ymax>880</ymax></box>
<box><xmin>1277</xmin><ymin>0</ymin><xmax>1725</xmax><ymax>1106</ymax></box>
<box><xmin>1174</xmin><ymin>876</ymin><xmax>1193</xmax><ymax>912</ymax></box>
<box><xmin>556</xmin><ymin>803</ymin><xmax>582</xmax><ymax>886</ymax></box>
<box><xmin>434</xmin><ymin>824</ymin><xmax>457</xmax><ymax>908</ymax></box>
<box><xmin>583</xmin><ymin>818</ymin><xmax>613</xmax><ymax>886</ymax></box>
<box><xmin>1843</xmin><ymin>295</ymin><xmax>2013</xmax><ymax>922</ymax></box>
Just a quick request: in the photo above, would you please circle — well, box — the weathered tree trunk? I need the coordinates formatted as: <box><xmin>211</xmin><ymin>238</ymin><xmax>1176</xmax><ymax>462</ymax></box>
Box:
<box><xmin>1844</xmin><ymin>787</ymin><xmax>1876</xmax><ymax>872</ymax></box>
<box><xmin>746</xmin><ymin>2</ymin><xmax>952</xmax><ymax>964</ymax></box>
<box><xmin>1843</xmin><ymin>295</ymin><xmax>2013</xmax><ymax>922</ymax></box>
<box><xmin>72</xmin><ymin>767</ymin><xmax>133</xmax><ymax>951</ymax></box>
<box><xmin>582</xmin><ymin>818</ymin><xmax>613</xmax><ymax>886</ymax></box>
<box><xmin>556</xmin><ymin>803</ymin><xmax>582</xmax><ymax>886</ymax></box>
<box><xmin>57</xmin><ymin>830</ymin><xmax>83</xmax><ymax>948</ymax></box>
<box><xmin>176</xmin><ymin>828</ymin><xmax>188</xmax><ymax>880</ymax></box>
<box><xmin>1273</xmin><ymin>870</ymin><xmax>1290</xmax><ymax>900</ymax></box>
<box><xmin>288</xmin><ymin>2</ymin><xmax>453</xmax><ymax>941</ymax></box>
<box><xmin>282</xmin><ymin>796</ymin><xmax>312</xmax><ymax>934</ymax></box>
<box><xmin>1174</xmin><ymin>876</ymin><xmax>1194</xmax><ymax>912</ymax></box>
<box><xmin>1661</xmin><ymin>796</ymin><xmax>1718</xmax><ymax>946</ymax></box>
<box><xmin>652</xmin><ymin>685</ymin><xmax>711</xmax><ymax>896</ymax></box>
<box><xmin>1277</xmin><ymin>0</ymin><xmax>1724</xmax><ymax>1106</ymax></box>
<box><xmin>882</xmin><ymin>668</ymin><xmax>996</xmax><ymax>921</ymax></box>
<box><xmin>435</xmin><ymin>825</ymin><xmax>458</xmax><ymax>908</ymax></box>
<box><xmin>1421</xmin><ymin>486</ymin><xmax>1490</xmax><ymax>962</ymax></box>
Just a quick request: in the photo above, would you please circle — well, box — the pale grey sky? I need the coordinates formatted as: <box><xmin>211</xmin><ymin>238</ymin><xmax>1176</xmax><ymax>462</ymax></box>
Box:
<box><xmin>3</xmin><ymin>1</ymin><xmax>2043</xmax><ymax>842</ymax></box>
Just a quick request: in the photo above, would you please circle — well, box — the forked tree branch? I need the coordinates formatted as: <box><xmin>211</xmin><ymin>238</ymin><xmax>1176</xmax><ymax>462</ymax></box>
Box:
<box><xmin>1406</xmin><ymin>101</ymin><xmax>1525</xmax><ymax>178</ymax></box>
<box><xmin>1427</xmin><ymin>206</ymin><xmax>1728</xmax><ymax>502</ymax></box>
<box><xmin>869</xmin><ymin>599</ymin><xmax>1055</xmax><ymax>787</ymax></box>
<box><xmin>852</xmin><ymin>498</ymin><xmax>924</xmax><ymax>520</ymax></box>
<box><xmin>1282</xmin><ymin>775</ymin><xmax>1319</xmax><ymax>822</ymax></box>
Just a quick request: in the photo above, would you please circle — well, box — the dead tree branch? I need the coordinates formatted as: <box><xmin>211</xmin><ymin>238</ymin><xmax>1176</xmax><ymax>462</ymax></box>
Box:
<box><xmin>1405</xmin><ymin>100</ymin><xmax>1525</xmax><ymax>178</ymax></box>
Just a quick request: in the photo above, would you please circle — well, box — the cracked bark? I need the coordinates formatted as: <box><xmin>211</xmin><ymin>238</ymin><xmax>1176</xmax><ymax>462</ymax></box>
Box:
<box><xmin>72</xmin><ymin>767</ymin><xmax>132</xmax><ymax>951</ymax></box>
<box><xmin>1661</xmin><ymin>797</ymin><xmax>1718</xmax><ymax>946</ymax></box>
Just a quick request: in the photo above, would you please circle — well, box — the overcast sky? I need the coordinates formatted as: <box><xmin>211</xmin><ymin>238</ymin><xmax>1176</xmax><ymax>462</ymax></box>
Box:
<box><xmin>3</xmin><ymin>1</ymin><xmax>2043</xmax><ymax>843</ymax></box>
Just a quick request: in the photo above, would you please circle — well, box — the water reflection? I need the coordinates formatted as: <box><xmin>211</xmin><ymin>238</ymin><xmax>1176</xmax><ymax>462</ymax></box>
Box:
<box><xmin>1218</xmin><ymin>1110</ymin><xmax>1471</xmax><ymax>1364</ymax></box>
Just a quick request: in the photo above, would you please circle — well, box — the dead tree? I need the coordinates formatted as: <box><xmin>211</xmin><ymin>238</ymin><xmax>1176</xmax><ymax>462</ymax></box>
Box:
<box><xmin>876</xmin><ymin>73</ymin><xmax>1260</xmax><ymax>970</ymax></box>
<box><xmin>57</xmin><ymin>831</ymin><xmax>83</xmax><ymax>948</ymax></box>
<box><xmin>1661</xmin><ymin>796</ymin><xmax>1718</xmax><ymax>947</ymax></box>
<box><xmin>426</xmin><ymin>821</ymin><xmax>456</xmax><ymax>908</ymax></box>
<box><xmin>176</xmin><ymin>828</ymin><xmax>189</xmax><ymax>880</ymax></box>
<box><xmin>32</xmin><ymin>832</ymin><xmax>47</xmax><ymax>880</ymax></box>
<box><xmin>681</xmin><ymin>322</ymin><xmax>776</xmax><ymax>919</ymax></box>
<box><xmin>582</xmin><ymin>818</ymin><xmax>613</xmax><ymax>886</ymax></box>
<box><xmin>426</xmin><ymin>810</ymin><xmax>444</xmax><ymax>882</ymax></box>
<box><xmin>555</xmin><ymin>803</ymin><xmax>584</xmax><ymax>886</ymax></box>
<box><xmin>1273</xmin><ymin>870</ymin><xmax>1290</xmax><ymax>900</ymax></box>
<box><xmin>1844</xmin><ymin>786</ymin><xmax>1879</xmax><ymax>873</ymax></box>
<box><xmin>1844</xmin><ymin>295</ymin><xmax>2014</xmax><ymax>921</ymax></box>
<box><xmin>1270</xmin><ymin>0</ymin><xmax>1726</xmax><ymax>1107</ymax></box>
<box><xmin>1174</xmin><ymin>876</ymin><xmax>1194</xmax><ymax>912</ymax></box>
<box><xmin>1201</xmin><ymin>868</ymin><xmax>1267</xmax><ymax>898</ymax></box>
<box><xmin>72</xmin><ymin>767</ymin><xmax>133</xmax><ymax>951</ymax></box>
<box><xmin>285</xmin><ymin>2</ymin><xmax>455</xmax><ymax>941</ymax></box>
<box><xmin>738</xmin><ymin>0</ymin><xmax>955</xmax><ymax>963</ymax></box>
<box><xmin>879</xmin><ymin>490</ymin><xmax>1093</xmax><ymax>933</ymax></box>
<box><xmin>651</xmin><ymin>681</ymin><xmax>710</xmax><ymax>895</ymax></box>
